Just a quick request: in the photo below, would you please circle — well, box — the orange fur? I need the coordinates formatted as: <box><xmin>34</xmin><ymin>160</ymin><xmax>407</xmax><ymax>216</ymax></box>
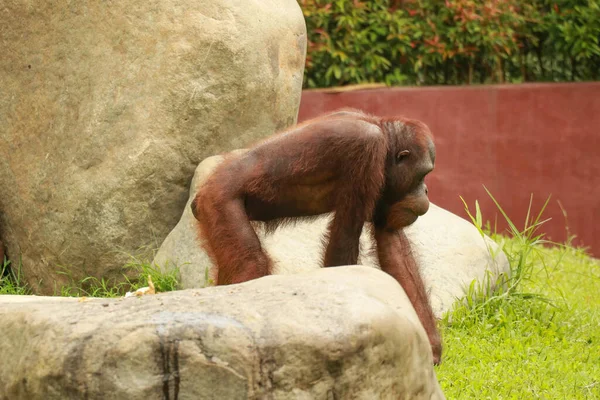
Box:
<box><xmin>191</xmin><ymin>109</ymin><xmax>441</xmax><ymax>364</ymax></box>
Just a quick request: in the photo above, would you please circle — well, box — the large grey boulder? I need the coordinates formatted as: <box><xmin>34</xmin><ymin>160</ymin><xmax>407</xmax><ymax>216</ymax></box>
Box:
<box><xmin>0</xmin><ymin>266</ymin><xmax>445</xmax><ymax>399</ymax></box>
<box><xmin>154</xmin><ymin>154</ymin><xmax>510</xmax><ymax>317</ymax></box>
<box><xmin>0</xmin><ymin>1</ymin><xmax>306</xmax><ymax>293</ymax></box>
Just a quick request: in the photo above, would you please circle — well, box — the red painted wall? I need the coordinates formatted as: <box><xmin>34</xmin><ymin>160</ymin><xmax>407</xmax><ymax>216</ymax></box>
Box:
<box><xmin>298</xmin><ymin>83</ymin><xmax>600</xmax><ymax>256</ymax></box>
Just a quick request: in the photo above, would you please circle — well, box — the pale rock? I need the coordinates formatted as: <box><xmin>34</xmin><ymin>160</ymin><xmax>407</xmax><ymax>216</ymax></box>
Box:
<box><xmin>154</xmin><ymin>154</ymin><xmax>510</xmax><ymax>317</ymax></box>
<box><xmin>0</xmin><ymin>0</ymin><xmax>306</xmax><ymax>293</ymax></box>
<box><xmin>0</xmin><ymin>266</ymin><xmax>445</xmax><ymax>399</ymax></box>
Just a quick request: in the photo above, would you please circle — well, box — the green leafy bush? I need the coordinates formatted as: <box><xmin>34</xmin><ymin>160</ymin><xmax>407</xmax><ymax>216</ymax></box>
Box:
<box><xmin>299</xmin><ymin>0</ymin><xmax>600</xmax><ymax>87</ymax></box>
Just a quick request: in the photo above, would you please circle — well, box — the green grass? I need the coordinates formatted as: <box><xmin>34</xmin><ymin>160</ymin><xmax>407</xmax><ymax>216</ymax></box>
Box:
<box><xmin>57</xmin><ymin>255</ymin><xmax>180</xmax><ymax>298</ymax></box>
<box><xmin>0</xmin><ymin>250</ymin><xmax>182</xmax><ymax>298</ymax></box>
<box><xmin>436</xmin><ymin>191</ymin><xmax>600</xmax><ymax>399</ymax></box>
<box><xmin>0</xmin><ymin>257</ymin><xmax>29</xmax><ymax>295</ymax></box>
<box><xmin>437</xmin><ymin>241</ymin><xmax>600</xmax><ymax>399</ymax></box>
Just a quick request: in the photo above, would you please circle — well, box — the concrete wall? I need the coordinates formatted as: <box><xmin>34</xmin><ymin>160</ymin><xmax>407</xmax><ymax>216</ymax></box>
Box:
<box><xmin>298</xmin><ymin>83</ymin><xmax>600</xmax><ymax>256</ymax></box>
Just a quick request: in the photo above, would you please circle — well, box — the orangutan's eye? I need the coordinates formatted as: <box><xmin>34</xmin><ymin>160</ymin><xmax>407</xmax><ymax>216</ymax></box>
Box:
<box><xmin>396</xmin><ymin>150</ymin><xmax>410</xmax><ymax>163</ymax></box>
